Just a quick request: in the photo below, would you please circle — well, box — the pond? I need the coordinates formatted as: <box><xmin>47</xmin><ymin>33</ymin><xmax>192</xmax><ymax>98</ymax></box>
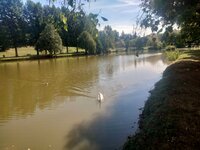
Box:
<box><xmin>0</xmin><ymin>53</ymin><xmax>168</xmax><ymax>150</ymax></box>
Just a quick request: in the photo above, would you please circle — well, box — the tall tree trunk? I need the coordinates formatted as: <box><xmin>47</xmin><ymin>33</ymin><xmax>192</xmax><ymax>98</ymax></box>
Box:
<box><xmin>45</xmin><ymin>50</ymin><xmax>47</xmax><ymax>55</ymax></box>
<box><xmin>76</xmin><ymin>47</ymin><xmax>78</xmax><ymax>53</ymax></box>
<box><xmin>66</xmin><ymin>46</ymin><xmax>69</xmax><ymax>54</ymax></box>
<box><xmin>37</xmin><ymin>49</ymin><xmax>39</xmax><ymax>56</ymax></box>
<box><xmin>15</xmin><ymin>46</ymin><xmax>18</xmax><ymax>57</ymax></box>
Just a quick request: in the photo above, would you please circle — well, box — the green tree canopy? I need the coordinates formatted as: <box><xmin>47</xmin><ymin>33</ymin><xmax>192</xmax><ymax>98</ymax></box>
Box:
<box><xmin>35</xmin><ymin>24</ymin><xmax>62</xmax><ymax>55</ymax></box>
<box><xmin>141</xmin><ymin>0</ymin><xmax>200</xmax><ymax>45</ymax></box>
<box><xmin>78</xmin><ymin>31</ymin><xmax>96</xmax><ymax>54</ymax></box>
<box><xmin>0</xmin><ymin>0</ymin><xmax>25</xmax><ymax>56</ymax></box>
<box><xmin>23</xmin><ymin>0</ymin><xmax>44</xmax><ymax>46</ymax></box>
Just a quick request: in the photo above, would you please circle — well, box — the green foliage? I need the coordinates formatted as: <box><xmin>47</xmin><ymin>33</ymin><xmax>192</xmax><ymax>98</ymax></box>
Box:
<box><xmin>66</xmin><ymin>11</ymin><xmax>85</xmax><ymax>47</ymax></box>
<box><xmin>0</xmin><ymin>26</ymin><xmax>11</xmax><ymax>51</ymax></box>
<box><xmin>146</xmin><ymin>34</ymin><xmax>162</xmax><ymax>50</ymax></box>
<box><xmin>78</xmin><ymin>31</ymin><xmax>96</xmax><ymax>54</ymax></box>
<box><xmin>97</xmin><ymin>26</ymin><xmax>119</xmax><ymax>53</ymax></box>
<box><xmin>84</xmin><ymin>13</ymin><xmax>99</xmax><ymax>41</ymax></box>
<box><xmin>120</xmin><ymin>32</ymin><xmax>133</xmax><ymax>51</ymax></box>
<box><xmin>164</xmin><ymin>50</ymin><xmax>181</xmax><ymax>61</ymax></box>
<box><xmin>35</xmin><ymin>24</ymin><xmax>62</xmax><ymax>55</ymax></box>
<box><xmin>141</xmin><ymin>0</ymin><xmax>200</xmax><ymax>45</ymax></box>
<box><xmin>165</xmin><ymin>45</ymin><xmax>176</xmax><ymax>51</ymax></box>
<box><xmin>160</xmin><ymin>30</ymin><xmax>186</xmax><ymax>48</ymax></box>
<box><xmin>115</xmin><ymin>40</ymin><xmax>125</xmax><ymax>48</ymax></box>
<box><xmin>130</xmin><ymin>36</ymin><xmax>148</xmax><ymax>50</ymax></box>
<box><xmin>0</xmin><ymin>0</ymin><xmax>101</xmax><ymax>56</ymax></box>
<box><xmin>23</xmin><ymin>0</ymin><xmax>45</xmax><ymax>45</ymax></box>
<box><xmin>0</xmin><ymin>0</ymin><xmax>25</xmax><ymax>56</ymax></box>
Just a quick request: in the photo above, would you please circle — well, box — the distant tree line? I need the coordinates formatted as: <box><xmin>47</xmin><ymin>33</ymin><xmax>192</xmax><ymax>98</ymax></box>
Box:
<box><xmin>98</xmin><ymin>26</ymin><xmax>186</xmax><ymax>52</ymax></box>
<box><xmin>0</xmin><ymin>0</ymin><xmax>108</xmax><ymax>56</ymax></box>
<box><xmin>0</xmin><ymin>0</ymin><xmax>195</xmax><ymax>57</ymax></box>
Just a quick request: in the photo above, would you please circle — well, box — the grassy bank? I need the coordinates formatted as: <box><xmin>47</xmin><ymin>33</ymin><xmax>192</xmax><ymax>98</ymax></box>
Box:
<box><xmin>0</xmin><ymin>47</ymin><xmax>85</xmax><ymax>62</ymax></box>
<box><xmin>124</xmin><ymin>50</ymin><xmax>200</xmax><ymax>150</ymax></box>
<box><xmin>164</xmin><ymin>50</ymin><xmax>182</xmax><ymax>61</ymax></box>
<box><xmin>164</xmin><ymin>48</ymin><xmax>200</xmax><ymax>61</ymax></box>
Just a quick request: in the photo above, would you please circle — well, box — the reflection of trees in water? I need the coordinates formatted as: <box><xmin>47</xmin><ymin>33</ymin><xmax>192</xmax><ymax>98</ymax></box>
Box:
<box><xmin>0</xmin><ymin>53</ymin><xmax>166</xmax><ymax>123</ymax></box>
<box><xmin>0</xmin><ymin>57</ymin><xmax>99</xmax><ymax>122</ymax></box>
<box><xmin>133</xmin><ymin>53</ymin><xmax>167</xmax><ymax>68</ymax></box>
<box><xmin>64</xmin><ymin>93</ymin><xmax>143</xmax><ymax>150</ymax></box>
<box><xmin>144</xmin><ymin>54</ymin><xmax>165</xmax><ymax>65</ymax></box>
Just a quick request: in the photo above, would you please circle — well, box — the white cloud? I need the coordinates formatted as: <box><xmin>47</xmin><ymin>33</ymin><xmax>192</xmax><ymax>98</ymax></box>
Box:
<box><xmin>86</xmin><ymin>0</ymin><xmax>140</xmax><ymax>11</ymax></box>
<box><xmin>117</xmin><ymin>0</ymin><xmax>141</xmax><ymax>6</ymax></box>
<box><xmin>112</xmin><ymin>25</ymin><xmax>134</xmax><ymax>34</ymax></box>
<box><xmin>121</xmin><ymin>8</ymin><xmax>139</xmax><ymax>14</ymax></box>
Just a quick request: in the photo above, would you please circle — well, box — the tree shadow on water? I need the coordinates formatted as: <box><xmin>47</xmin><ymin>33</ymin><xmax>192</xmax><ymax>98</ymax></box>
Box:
<box><xmin>64</xmin><ymin>93</ymin><xmax>143</xmax><ymax>150</ymax></box>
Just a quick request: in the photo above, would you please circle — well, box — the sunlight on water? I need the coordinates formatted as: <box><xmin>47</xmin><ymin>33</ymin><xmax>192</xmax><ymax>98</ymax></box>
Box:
<box><xmin>0</xmin><ymin>53</ymin><xmax>168</xmax><ymax>150</ymax></box>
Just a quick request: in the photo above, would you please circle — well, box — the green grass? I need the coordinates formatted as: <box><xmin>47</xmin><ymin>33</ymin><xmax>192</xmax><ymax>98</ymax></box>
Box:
<box><xmin>0</xmin><ymin>46</ymin><xmax>86</xmax><ymax>61</ymax></box>
<box><xmin>164</xmin><ymin>50</ymin><xmax>182</xmax><ymax>61</ymax></box>
<box><xmin>61</xmin><ymin>47</ymin><xmax>85</xmax><ymax>54</ymax></box>
<box><xmin>178</xmin><ymin>49</ymin><xmax>200</xmax><ymax>60</ymax></box>
<box><xmin>0</xmin><ymin>47</ymin><xmax>36</xmax><ymax>57</ymax></box>
<box><xmin>164</xmin><ymin>49</ymin><xmax>200</xmax><ymax>61</ymax></box>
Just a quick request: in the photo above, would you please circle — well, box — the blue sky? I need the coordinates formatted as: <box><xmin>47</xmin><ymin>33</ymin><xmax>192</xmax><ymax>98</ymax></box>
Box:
<box><xmin>84</xmin><ymin>0</ymin><xmax>142</xmax><ymax>34</ymax></box>
<box><xmin>22</xmin><ymin>0</ymin><xmax>144</xmax><ymax>34</ymax></box>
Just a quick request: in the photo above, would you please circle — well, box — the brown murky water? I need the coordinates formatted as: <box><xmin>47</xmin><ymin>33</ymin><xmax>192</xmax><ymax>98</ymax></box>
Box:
<box><xmin>0</xmin><ymin>53</ymin><xmax>168</xmax><ymax>150</ymax></box>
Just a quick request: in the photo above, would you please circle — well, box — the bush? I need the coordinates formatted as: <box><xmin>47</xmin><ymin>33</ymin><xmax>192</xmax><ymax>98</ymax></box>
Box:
<box><xmin>78</xmin><ymin>31</ymin><xmax>96</xmax><ymax>54</ymax></box>
<box><xmin>148</xmin><ymin>45</ymin><xmax>161</xmax><ymax>51</ymax></box>
<box><xmin>165</xmin><ymin>45</ymin><xmax>176</xmax><ymax>51</ymax></box>
<box><xmin>35</xmin><ymin>24</ymin><xmax>62</xmax><ymax>55</ymax></box>
<box><xmin>164</xmin><ymin>50</ymin><xmax>181</xmax><ymax>61</ymax></box>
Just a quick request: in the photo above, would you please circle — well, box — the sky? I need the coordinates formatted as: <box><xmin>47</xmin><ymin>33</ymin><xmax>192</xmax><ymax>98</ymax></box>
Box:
<box><xmin>22</xmin><ymin>0</ymin><xmax>147</xmax><ymax>34</ymax></box>
<box><xmin>83</xmin><ymin>0</ymin><xmax>142</xmax><ymax>34</ymax></box>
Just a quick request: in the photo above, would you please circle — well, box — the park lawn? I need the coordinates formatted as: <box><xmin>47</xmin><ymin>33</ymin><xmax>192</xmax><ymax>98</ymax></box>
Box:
<box><xmin>123</xmin><ymin>49</ymin><xmax>200</xmax><ymax>150</ymax></box>
<box><xmin>178</xmin><ymin>49</ymin><xmax>200</xmax><ymax>61</ymax></box>
<box><xmin>61</xmin><ymin>47</ymin><xmax>85</xmax><ymax>54</ymax></box>
<box><xmin>0</xmin><ymin>47</ymin><xmax>36</xmax><ymax>57</ymax></box>
<box><xmin>0</xmin><ymin>46</ymin><xmax>85</xmax><ymax>61</ymax></box>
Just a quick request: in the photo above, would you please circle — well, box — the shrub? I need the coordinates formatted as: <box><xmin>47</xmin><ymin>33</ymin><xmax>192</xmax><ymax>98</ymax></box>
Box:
<box><xmin>78</xmin><ymin>31</ymin><xmax>96</xmax><ymax>54</ymax></box>
<box><xmin>35</xmin><ymin>24</ymin><xmax>62</xmax><ymax>55</ymax></box>
<box><xmin>165</xmin><ymin>45</ymin><xmax>176</xmax><ymax>51</ymax></box>
<box><xmin>164</xmin><ymin>50</ymin><xmax>181</xmax><ymax>61</ymax></box>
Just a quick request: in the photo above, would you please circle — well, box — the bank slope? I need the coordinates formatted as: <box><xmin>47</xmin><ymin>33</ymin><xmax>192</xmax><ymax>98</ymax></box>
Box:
<box><xmin>124</xmin><ymin>53</ymin><xmax>200</xmax><ymax>149</ymax></box>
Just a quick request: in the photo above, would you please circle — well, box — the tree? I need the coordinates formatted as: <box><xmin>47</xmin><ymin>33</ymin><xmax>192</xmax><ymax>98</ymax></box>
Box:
<box><xmin>23</xmin><ymin>0</ymin><xmax>44</xmax><ymax>46</ymax></box>
<box><xmin>0</xmin><ymin>0</ymin><xmax>25</xmax><ymax>56</ymax></box>
<box><xmin>146</xmin><ymin>34</ymin><xmax>162</xmax><ymax>50</ymax></box>
<box><xmin>67</xmin><ymin>10</ymin><xmax>85</xmax><ymax>50</ymax></box>
<box><xmin>78</xmin><ymin>31</ymin><xmax>96</xmax><ymax>54</ymax></box>
<box><xmin>97</xmin><ymin>26</ymin><xmax>119</xmax><ymax>53</ymax></box>
<box><xmin>84</xmin><ymin>13</ymin><xmax>99</xmax><ymax>41</ymax></box>
<box><xmin>120</xmin><ymin>33</ymin><xmax>133</xmax><ymax>51</ymax></box>
<box><xmin>141</xmin><ymin>0</ymin><xmax>200</xmax><ymax>45</ymax></box>
<box><xmin>0</xmin><ymin>25</ymin><xmax>11</xmax><ymax>51</ymax></box>
<box><xmin>131</xmin><ymin>36</ymin><xmax>148</xmax><ymax>50</ymax></box>
<box><xmin>160</xmin><ymin>30</ymin><xmax>185</xmax><ymax>48</ymax></box>
<box><xmin>35</xmin><ymin>24</ymin><xmax>62</xmax><ymax>55</ymax></box>
<box><xmin>59</xmin><ymin>6</ymin><xmax>70</xmax><ymax>53</ymax></box>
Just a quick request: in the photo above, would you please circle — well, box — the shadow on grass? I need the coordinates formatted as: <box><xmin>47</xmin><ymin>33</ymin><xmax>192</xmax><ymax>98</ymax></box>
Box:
<box><xmin>179</xmin><ymin>50</ymin><xmax>200</xmax><ymax>60</ymax></box>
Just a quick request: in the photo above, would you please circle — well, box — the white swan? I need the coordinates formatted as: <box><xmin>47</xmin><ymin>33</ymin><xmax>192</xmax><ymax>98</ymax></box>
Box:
<box><xmin>97</xmin><ymin>92</ymin><xmax>104</xmax><ymax>102</ymax></box>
